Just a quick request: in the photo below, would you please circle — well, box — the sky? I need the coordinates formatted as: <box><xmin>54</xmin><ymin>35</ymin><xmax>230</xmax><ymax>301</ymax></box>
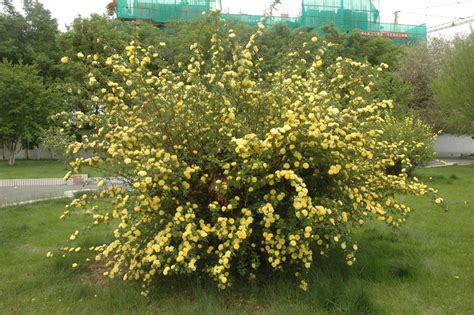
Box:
<box><xmin>9</xmin><ymin>0</ymin><xmax>474</xmax><ymax>37</ymax></box>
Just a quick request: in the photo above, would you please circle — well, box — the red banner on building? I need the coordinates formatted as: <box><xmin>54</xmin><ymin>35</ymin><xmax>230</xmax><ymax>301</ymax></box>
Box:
<box><xmin>361</xmin><ymin>31</ymin><xmax>409</xmax><ymax>38</ymax></box>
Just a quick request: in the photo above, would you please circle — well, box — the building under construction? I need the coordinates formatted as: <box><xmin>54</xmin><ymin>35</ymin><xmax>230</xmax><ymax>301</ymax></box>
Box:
<box><xmin>116</xmin><ymin>0</ymin><xmax>427</xmax><ymax>44</ymax></box>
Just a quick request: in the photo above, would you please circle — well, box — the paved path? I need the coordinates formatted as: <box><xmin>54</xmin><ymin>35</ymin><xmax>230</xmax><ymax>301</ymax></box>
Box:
<box><xmin>0</xmin><ymin>160</ymin><xmax>472</xmax><ymax>207</ymax></box>
<box><xmin>427</xmin><ymin>158</ymin><xmax>474</xmax><ymax>167</ymax></box>
<box><xmin>0</xmin><ymin>184</ymin><xmax>98</xmax><ymax>207</ymax></box>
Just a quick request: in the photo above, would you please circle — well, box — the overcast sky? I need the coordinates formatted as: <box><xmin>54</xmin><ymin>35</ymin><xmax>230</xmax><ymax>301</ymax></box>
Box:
<box><xmin>10</xmin><ymin>0</ymin><xmax>474</xmax><ymax>36</ymax></box>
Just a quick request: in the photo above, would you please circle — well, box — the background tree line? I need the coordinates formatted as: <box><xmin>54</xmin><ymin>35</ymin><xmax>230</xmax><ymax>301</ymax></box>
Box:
<box><xmin>0</xmin><ymin>0</ymin><xmax>473</xmax><ymax>165</ymax></box>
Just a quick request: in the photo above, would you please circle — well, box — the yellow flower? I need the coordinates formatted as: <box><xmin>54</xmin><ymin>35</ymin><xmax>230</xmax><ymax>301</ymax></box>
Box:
<box><xmin>76</xmin><ymin>52</ymin><xmax>84</xmax><ymax>59</ymax></box>
<box><xmin>63</xmin><ymin>171</ymin><xmax>72</xmax><ymax>181</ymax></box>
<box><xmin>60</xmin><ymin>56</ymin><xmax>70</xmax><ymax>64</ymax></box>
<box><xmin>299</xmin><ymin>280</ymin><xmax>309</xmax><ymax>291</ymax></box>
<box><xmin>435</xmin><ymin>197</ymin><xmax>443</xmax><ymax>204</ymax></box>
<box><xmin>328</xmin><ymin>165</ymin><xmax>341</xmax><ymax>175</ymax></box>
<box><xmin>72</xmin><ymin>263</ymin><xmax>79</xmax><ymax>268</ymax></box>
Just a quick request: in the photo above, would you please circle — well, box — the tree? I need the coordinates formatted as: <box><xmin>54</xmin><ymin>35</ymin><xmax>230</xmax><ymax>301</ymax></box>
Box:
<box><xmin>0</xmin><ymin>61</ymin><xmax>57</xmax><ymax>165</ymax></box>
<box><xmin>0</xmin><ymin>0</ymin><xmax>60</xmax><ymax>80</ymax></box>
<box><xmin>22</xmin><ymin>0</ymin><xmax>60</xmax><ymax>79</ymax></box>
<box><xmin>321</xmin><ymin>25</ymin><xmax>402</xmax><ymax>68</ymax></box>
<box><xmin>395</xmin><ymin>38</ymin><xmax>452</xmax><ymax>131</ymax></box>
<box><xmin>432</xmin><ymin>34</ymin><xmax>474</xmax><ymax>134</ymax></box>
<box><xmin>0</xmin><ymin>1</ymin><xmax>29</xmax><ymax>64</ymax></box>
<box><xmin>397</xmin><ymin>44</ymin><xmax>436</xmax><ymax>113</ymax></box>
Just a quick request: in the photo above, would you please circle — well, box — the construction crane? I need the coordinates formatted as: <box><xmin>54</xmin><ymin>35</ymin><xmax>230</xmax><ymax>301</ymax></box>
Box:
<box><xmin>427</xmin><ymin>15</ymin><xmax>474</xmax><ymax>33</ymax></box>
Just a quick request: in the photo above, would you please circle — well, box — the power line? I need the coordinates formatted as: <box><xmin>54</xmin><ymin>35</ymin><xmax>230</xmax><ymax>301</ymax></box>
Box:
<box><xmin>402</xmin><ymin>12</ymin><xmax>466</xmax><ymax>19</ymax></box>
<box><xmin>428</xmin><ymin>15</ymin><xmax>474</xmax><ymax>32</ymax></box>
<box><xmin>401</xmin><ymin>1</ymin><xmax>468</xmax><ymax>12</ymax></box>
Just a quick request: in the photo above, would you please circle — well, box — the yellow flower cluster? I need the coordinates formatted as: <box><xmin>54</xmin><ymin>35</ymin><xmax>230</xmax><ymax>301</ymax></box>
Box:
<box><xmin>59</xmin><ymin>12</ymin><xmax>441</xmax><ymax>293</ymax></box>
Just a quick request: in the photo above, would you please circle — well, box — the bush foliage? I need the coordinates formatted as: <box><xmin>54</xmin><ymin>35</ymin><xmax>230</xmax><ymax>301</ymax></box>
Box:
<box><xmin>60</xmin><ymin>13</ymin><xmax>439</xmax><ymax>293</ymax></box>
<box><xmin>379</xmin><ymin>116</ymin><xmax>436</xmax><ymax>175</ymax></box>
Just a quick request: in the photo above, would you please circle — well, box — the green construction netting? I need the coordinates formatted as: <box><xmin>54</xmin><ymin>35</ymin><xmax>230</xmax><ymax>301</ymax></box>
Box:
<box><xmin>300</xmin><ymin>0</ymin><xmax>426</xmax><ymax>43</ymax></box>
<box><xmin>302</xmin><ymin>0</ymin><xmax>379</xmax><ymax>32</ymax></box>
<box><xmin>116</xmin><ymin>0</ymin><xmax>426</xmax><ymax>43</ymax></box>
<box><xmin>117</xmin><ymin>0</ymin><xmax>216</xmax><ymax>22</ymax></box>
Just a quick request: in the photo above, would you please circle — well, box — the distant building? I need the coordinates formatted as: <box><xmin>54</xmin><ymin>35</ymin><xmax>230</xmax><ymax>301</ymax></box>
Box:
<box><xmin>116</xmin><ymin>0</ymin><xmax>427</xmax><ymax>44</ymax></box>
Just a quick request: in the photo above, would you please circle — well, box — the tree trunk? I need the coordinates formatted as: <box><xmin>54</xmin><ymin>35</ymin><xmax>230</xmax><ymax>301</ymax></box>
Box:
<box><xmin>7</xmin><ymin>140</ymin><xmax>20</xmax><ymax>166</ymax></box>
<box><xmin>9</xmin><ymin>152</ymin><xmax>16</xmax><ymax>165</ymax></box>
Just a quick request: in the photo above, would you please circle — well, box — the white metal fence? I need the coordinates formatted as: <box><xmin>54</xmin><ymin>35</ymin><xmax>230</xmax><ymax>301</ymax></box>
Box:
<box><xmin>0</xmin><ymin>175</ymin><xmax>88</xmax><ymax>187</ymax></box>
<box><xmin>0</xmin><ymin>144</ymin><xmax>57</xmax><ymax>161</ymax></box>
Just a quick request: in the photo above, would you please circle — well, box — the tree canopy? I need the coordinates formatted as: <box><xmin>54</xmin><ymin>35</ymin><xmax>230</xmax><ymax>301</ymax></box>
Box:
<box><xmin>0</xmin><ymin>61</ymin><xmax>58</xmax><ymax>164</ymax></box>
<box><xmin>0</xmin><ymin>0</ymin><xmax>60</xmax><ymax>79</ymax></box>
<box><xmin>432</xmin><ymin>34</ymin><xmax>474</xmax><ymax>134</ymax></box>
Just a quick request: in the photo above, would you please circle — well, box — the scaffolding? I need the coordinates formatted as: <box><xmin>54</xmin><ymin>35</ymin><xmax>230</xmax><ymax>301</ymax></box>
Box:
<box><xmin>300</xmin><ymin>0</ymin><xmax>426</xmax><ymax>43</ymax></box>
<box><xmin>116</xmin><ymin>0</ymin><xmax>427</xmax><ymax>44</ymax></box>
<box><xmin>301</xmin><ymin>0</ymin><xmax>380</xmax><ymax>33</ymax></box>
<box><xmin>117</xmin><ymin>0</ymin><xmax>216</xmax><ymax>23</ymax></box>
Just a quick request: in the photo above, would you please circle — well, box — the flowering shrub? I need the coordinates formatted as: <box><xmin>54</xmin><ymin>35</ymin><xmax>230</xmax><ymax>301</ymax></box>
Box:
<box><xmin>60</xmin><ymin>13</ymin><xmax>440</xmax><ymax>292</ymax></box>
<box><xmin>378</xmin><ymin>116</ymin><xmax>437</xmax><ymax>175</ymax></box>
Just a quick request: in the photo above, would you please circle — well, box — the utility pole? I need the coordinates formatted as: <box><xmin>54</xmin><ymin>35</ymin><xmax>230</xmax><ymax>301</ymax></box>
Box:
<box><xmin>393</xmin><ymin>10</ymin><xmax>400</xmax><ymax>24</ymax></box>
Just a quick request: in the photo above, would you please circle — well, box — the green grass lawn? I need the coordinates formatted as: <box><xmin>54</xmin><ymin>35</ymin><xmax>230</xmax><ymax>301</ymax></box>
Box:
<box><xmin>1</xmin><ymin>165</ymin><xmax>473</xmax><ymax>314</ymax></box>
<box><xmin>0</xmin><ymin>160</ymin><xmax>102</xmax><ymax>179</ymax></box>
